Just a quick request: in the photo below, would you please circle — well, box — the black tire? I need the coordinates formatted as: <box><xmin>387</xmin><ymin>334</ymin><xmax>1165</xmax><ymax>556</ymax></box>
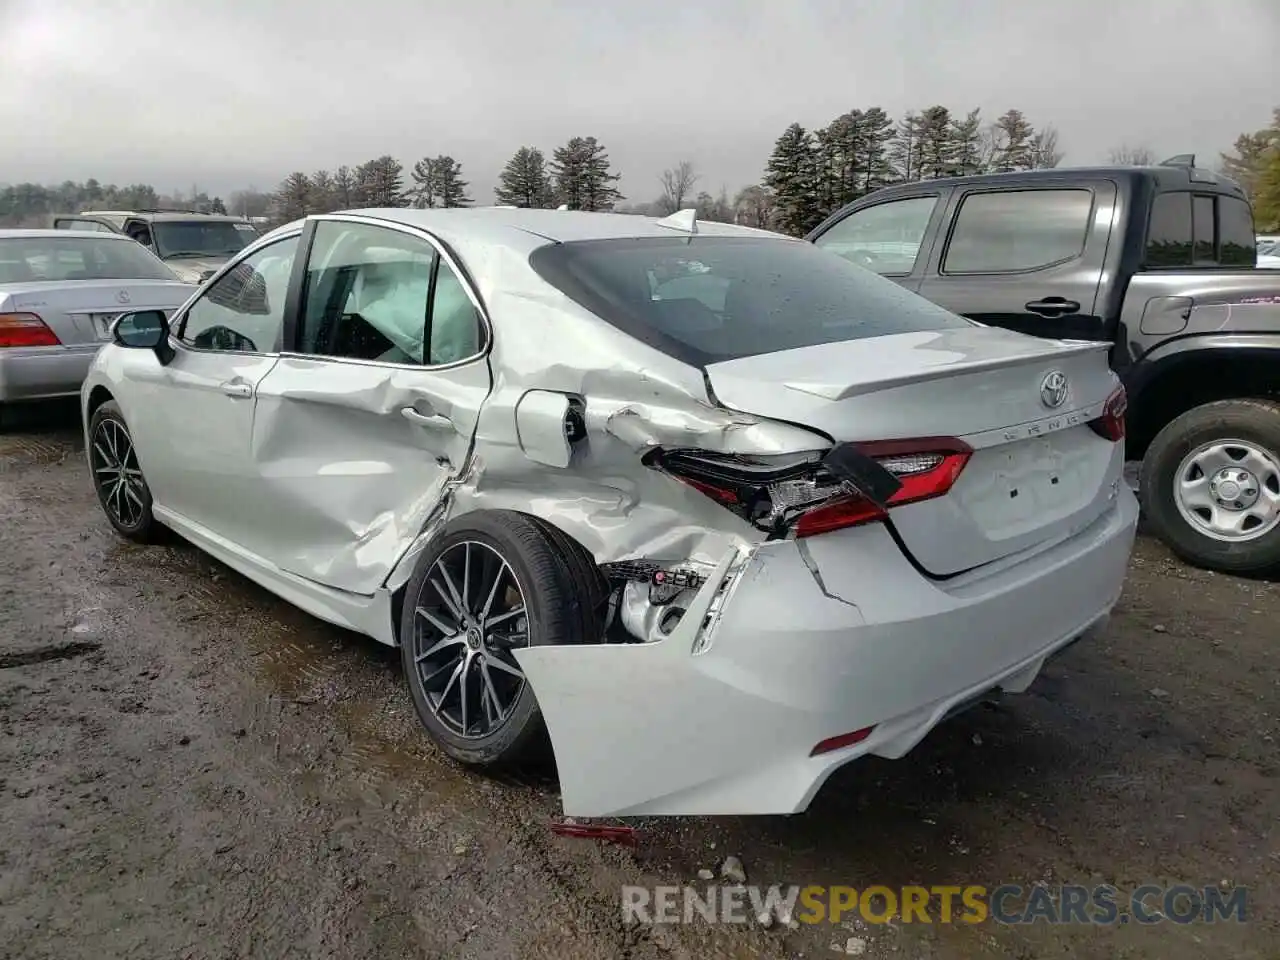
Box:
<box><xmin>87</xmin><ymin>400</ymin><xmax>162</xmax><ymax>543</ymax></box>
<box><xmin>1141</xmin><ymin>398</ymin><xmax>1280</xmax><ymax>574</ymax></box>
<box><xmin>399</xmin><ymin>510</ymin><xmax>607</xmax><ymax>767</ymax></box>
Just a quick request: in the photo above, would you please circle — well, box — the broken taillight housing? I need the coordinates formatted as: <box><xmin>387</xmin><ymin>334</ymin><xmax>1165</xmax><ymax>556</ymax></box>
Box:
<box><xmin>1088</xmin><ymin>385</ymin><xmax>1127</xmax><ymax>442</ymax></box>
<box><xmin>0</xmin><ymin>313</ymin><xmax>60</xmax><ymax>348</ymax></box>
<box><xmin>646</xmin><ymin>438</ymin><xmax>972</xmax><ymax>539</ymax></box>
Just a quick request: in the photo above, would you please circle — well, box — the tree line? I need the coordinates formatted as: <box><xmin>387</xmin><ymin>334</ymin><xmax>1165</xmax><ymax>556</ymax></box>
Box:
<box><xmin>9</xmin><ymin>103</ymin><xmax>1276</xmax><ymax>236</ymax></box>
<box><xmin>1218</xmin><ymin>107</ymin><xmax>1280</xmax><ymax>230</ymax></box>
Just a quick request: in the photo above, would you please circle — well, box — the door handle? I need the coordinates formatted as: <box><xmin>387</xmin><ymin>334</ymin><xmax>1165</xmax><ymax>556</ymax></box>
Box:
<box><xmin>1025</xmin><ymin>297</ymin><xmax>1081</xmax><ymax>317</ymax></box>
<box><xmin>401</xmin><ymin>407</ymin><xmax>453</xmax><ymax>429</ymax></box>
<box><xmin>219</xmin><ymin>379</ymin><xmax>253</xmax><ymax>398</ymax></box>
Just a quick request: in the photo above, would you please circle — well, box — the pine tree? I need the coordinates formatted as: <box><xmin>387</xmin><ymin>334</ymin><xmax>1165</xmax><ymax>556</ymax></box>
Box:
<box><xmin>991</xmin><ymin>109</ymin><xmax>1035</xmax><ymax>172</ymax></box>
<box><xmin>764</xmin><ymin>123</ymin><xmax>821</xmax><ymax>236</ymax></box>
<box><xmin>856</xmin><ymin>108</ymin><xmax>898</xmax><ymax>196</ymax></box>
<box><xmin>916</xmin><ymin>105</ymin><xmax>955</xmax><ymax>179</ymax></box>
<box><xmin>410</xmin><ymin>157</ymin><xmax>438</xmax><ymax>208</ymax></box>
<box><xmin>209</xmin><ymin>196</ymin><xmax>227</xmax><ymax>214</ymax></box>
<box><xmin>433</xmin><ymin>156</ymin><xmax>471</xmax><ymax>207</ymax></box>
<box><xmin>273</xmin><ymin>172</ymin><xmax>311</xmax><ymax>223</ymax></box>
<box><xmin>356</xmin><ymin>156</ymin><xmax>407</xmax><ymax>207</ymax></box>
<box><xmin>889</xmin><ymin>112</ymin><xmax>925</xmax><ymax>182</ymax></box>
<box><xmin>551</xmin><ymin>137</ymin><xmax>623</xmax><ymax>211</ymax></box>
<box><xmin>495</xmin><ymin>147</ymin><xmax>554</xmax><ymax>207</ymax></box>
<box><xmin>949</xmin><ymin>109</ymin><xmax>985</xmax><ymax>176</ymax></box>
<box><xmin>816</xmin><ymin>111</ymin><xmax>863</xmax><ymax>213</ymax></box>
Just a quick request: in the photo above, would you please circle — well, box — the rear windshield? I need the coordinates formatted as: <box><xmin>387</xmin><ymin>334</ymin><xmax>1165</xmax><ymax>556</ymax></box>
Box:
<box><xmin>528</xmin><ymin>236</ymin><xmax>971</xmax><ymax>366</ymax></box>
<box><xmin>0</xmin><ymin>236</ymin><xmax>178</xmax><ymax>283</ymax></box>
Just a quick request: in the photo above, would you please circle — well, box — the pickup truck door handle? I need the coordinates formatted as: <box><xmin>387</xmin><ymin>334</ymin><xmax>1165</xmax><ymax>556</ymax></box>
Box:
<box><xmin>219</xmin><ymin>379</ymin><xmax>253</xmax><ymax>399</ymax></box>
<box><xmin>1025</xmin><ymin>297</ymin><xmax>1081</xmax><ymax>317</ymax></box>
<box><xmin>401</xmin><ymin>407</ymin><xmax>453</xmax><ymax>429</ymax></box>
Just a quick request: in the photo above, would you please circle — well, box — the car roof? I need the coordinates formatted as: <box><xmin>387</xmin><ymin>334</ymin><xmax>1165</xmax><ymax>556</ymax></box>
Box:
<box><xmin>264</xmin><ymin>207</ymin><xmax>792</xmax><ymax>258</ymax></box>
<box><xmin>0</xmin><ymin>228</ymin><xmax>135</xmax><ymax>241</ymax></box>
<box><xmin>77</xmin><ymin>210</ymin><xmax>249</xmax><ymax>223</ymax></box>
<box><xmin>859</xmin><ymin>164</ymin><xmax>1249</xmax><ymax>203</ymax></box>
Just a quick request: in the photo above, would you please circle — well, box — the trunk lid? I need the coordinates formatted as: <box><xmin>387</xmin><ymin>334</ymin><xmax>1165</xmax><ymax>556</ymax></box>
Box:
<box><xmin>0</xmin><ymin>279</ymin><xmax>193</xmax><ymax>346</ymax></box>
<box><xmin>704</xmin><ymin>326</ymin><xmax>1123</xmax><ymax>575</ymax></box>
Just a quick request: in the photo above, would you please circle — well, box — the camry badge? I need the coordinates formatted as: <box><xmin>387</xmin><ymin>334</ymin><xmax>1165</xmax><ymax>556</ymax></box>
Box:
<box><xmin>1040</xmin><ymin>370</ymin><xmax>1068</xmax><ymax>408</ymax></box>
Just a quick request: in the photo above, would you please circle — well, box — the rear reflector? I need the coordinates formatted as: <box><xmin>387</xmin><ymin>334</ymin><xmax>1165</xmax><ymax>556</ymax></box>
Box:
<box><xmin>0</xmin><ymin>312</ymin><xmax>60</xmax><ymax>348</ymax></box>
<box><xmin>810</xmin><ymin>725</ymin><xmax>876</xmax><ymax>756</ymax></box>
<box><xmin>1088</xmin><ymin>385</ymin><xmax>1127</xmax><ymax>442</ymax></box>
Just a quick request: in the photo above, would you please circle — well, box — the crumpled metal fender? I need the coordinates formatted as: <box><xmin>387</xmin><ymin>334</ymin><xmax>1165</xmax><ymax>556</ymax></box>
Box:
<box><xmin>384</xmin><ymin>253</ymin><xmax>831</xmax><ymax>594</ymax></box>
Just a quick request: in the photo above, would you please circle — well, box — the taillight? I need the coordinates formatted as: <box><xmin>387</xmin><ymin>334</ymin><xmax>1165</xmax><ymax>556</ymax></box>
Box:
<box><xmin>1088</xmin><ymin>385</ymin><xmax>1127</xmax><ymax>442</ymax></box>
<box><xmin>0</xmin><ymin>312</ymin><xmax>60</xmax><ymax>348</ymax></box>
<box><xmin>647</xmin><ymin>438</ymin><xmax>972</xmax><ymax>539</ymax></box>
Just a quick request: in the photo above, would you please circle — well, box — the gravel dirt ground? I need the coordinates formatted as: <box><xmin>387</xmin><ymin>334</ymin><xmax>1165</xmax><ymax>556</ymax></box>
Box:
<box><xmin>1</xmin><ymin>401</ymin><xmax>1276</xmax><ymax>960</ymax></box>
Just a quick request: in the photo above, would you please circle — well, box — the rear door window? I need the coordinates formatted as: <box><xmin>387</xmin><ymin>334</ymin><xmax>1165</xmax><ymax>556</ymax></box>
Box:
<box><xmin>1145</xmin><ymin>192</ymin><xmax>1257</xmax><ymax>268</ymax></box>
<box><xmin>528</xmin><ymin>235</ymin><xmax>971</xmax><ymax>367</ymax></box>
<box><xmin>1218</xmin><ymin>197</ymin><xmax>1257</xmax><ymax>266</ymax></box>
<box><xmin>942</xmin><ymin>189</ymin><xmax>1094</xmax><ymax>274</ymax></box>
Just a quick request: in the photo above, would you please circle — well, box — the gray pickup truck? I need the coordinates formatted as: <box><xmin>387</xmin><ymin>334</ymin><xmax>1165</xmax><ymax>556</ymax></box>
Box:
<box><xmin>809</xmin><ymin>157</ymin><xmax>1280</xmax><ymax>575</ymax></box>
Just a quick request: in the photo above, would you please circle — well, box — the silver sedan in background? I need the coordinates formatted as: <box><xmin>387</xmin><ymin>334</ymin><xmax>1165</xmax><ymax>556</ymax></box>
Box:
<box><xmin>0</xmin><ymin>230</ymin><xmax>194</xmax><ymax>425</ymax></box>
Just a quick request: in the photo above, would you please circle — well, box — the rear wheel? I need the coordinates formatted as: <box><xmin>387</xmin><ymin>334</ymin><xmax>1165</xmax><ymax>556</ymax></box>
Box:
<box><xmin>88</xmin><ymin>400</ymin><xmax>162</xmax><ymax>543</ymax></box>
<box><xmin>399</xmin><ymin>510</ymin><xmax>606</xmax><ymax>767</ymax></box>
<box><xmin>1141</xmin><ymin>398</ymin><xmax>1280</xmax><ymax>574</ymax></box>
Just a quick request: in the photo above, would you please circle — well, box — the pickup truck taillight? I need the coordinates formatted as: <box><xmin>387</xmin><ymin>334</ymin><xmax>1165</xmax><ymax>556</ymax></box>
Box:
<box><xmin>0</xmin><ymin>313</ymin><xmax>60</xmax><ymax>348</ymax></box>
<box><xmin>648</xmin><ymin>439</ymin><xmax>972</xmax><ymax>538</ymax></box>
<box><xmin>1088</xmin><ymin>385</ymin><xmax>1127</xmax><ymax>442</ymax></box>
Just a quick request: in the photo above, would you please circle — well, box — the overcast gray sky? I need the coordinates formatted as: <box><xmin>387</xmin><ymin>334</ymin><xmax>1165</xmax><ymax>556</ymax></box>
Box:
<box><xmin>3</xmin><ymin>0</ymin><xmax>1278</xmax><ymax>203</ymax></box>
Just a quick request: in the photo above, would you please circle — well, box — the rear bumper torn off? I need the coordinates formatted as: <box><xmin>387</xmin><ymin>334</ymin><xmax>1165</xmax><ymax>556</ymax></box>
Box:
<box><xmin>515</xmin><ymin>489</ymin><xmax>1138</xmax><ymax>818</ymax></box>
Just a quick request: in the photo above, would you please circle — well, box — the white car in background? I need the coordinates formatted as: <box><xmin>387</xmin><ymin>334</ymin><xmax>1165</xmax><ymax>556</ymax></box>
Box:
<box><xmin>80</xmin><ymin>208</ymin><xmax>1139</xmax><ymax>817</ymax></box>
<box><xmin>0</xmin><ymin>230</ymin><xmax>193</xmax><ymax>426</ymax></box>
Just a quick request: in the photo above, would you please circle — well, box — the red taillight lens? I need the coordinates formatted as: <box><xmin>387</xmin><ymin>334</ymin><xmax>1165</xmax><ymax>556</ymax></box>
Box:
<box><xmin>0</xmin><ymin>312</ymin><xmax>60</xmax><ymax>348</ymax></box>
<box><xmin>650</xmin><ymin>438</ymin><xmax>972</xmax><ymax>540</ymax></box>
<box><xmin>1089</xmin><ymin>385</ymin><xmax>1127</xmax><ymax>442</ymax></box>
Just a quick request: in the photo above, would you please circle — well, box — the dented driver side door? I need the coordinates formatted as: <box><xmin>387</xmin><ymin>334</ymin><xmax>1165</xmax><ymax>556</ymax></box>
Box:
<box><xmin>248</xmin><ymin>216</ymin><xmax>492</xmax><ymax>596</ymax></box>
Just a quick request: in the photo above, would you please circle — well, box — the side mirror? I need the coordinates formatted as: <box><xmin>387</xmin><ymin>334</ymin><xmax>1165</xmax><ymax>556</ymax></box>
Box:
<box><xmin>112</xmin><ymin>309</ymin><xmax>169</xmax><ymax>349</ymax></box>
<box><xmin>112</xmin><ymin>309</ymin><xmax>176</xmax><ymax>364</ymax></box>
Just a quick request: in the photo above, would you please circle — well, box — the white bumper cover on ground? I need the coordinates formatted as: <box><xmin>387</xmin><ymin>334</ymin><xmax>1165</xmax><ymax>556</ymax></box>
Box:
<box><xmin>516</xmin><ymin>486</ymin><xmax>1139</xmax><ymax>818</ymax></box>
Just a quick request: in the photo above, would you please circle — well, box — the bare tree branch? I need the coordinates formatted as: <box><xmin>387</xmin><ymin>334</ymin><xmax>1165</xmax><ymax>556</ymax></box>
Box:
<box><xmin>659</xmin><ymin>161</ymin><xmax>699</xmax><ymax>214</ymax></box>
<box><xmin>1108</xmin><ymin>143</ymin><xmax>1157</xmax><ymax>166</ymax></box>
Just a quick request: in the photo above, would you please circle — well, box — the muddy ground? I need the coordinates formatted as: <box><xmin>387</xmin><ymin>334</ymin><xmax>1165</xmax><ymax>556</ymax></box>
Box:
<box><xmin>1</xmin><ymin>401</ymin><xmax>1276</xmax><ymax>960</ymax></box>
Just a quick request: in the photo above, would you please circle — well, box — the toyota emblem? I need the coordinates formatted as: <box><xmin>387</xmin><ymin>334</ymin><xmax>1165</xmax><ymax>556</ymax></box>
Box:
<box><xmin>1040</xmin><ymin>370</ymin><xmax>1069</xmax><ymax>408</ymax></box>
<box><xmin>115</xmin><ymin>289</ymin><xmax>131</xmax><ymax>305</ymax></box>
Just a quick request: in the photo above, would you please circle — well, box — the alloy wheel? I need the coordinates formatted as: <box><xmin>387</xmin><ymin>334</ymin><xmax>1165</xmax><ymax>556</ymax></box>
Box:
<box><xmin>90</xmin><ymin>418</ymin><xmax>147</xmax><ymax>529</ymax></box>
<box><xmin>411</xmin><ymin>540</ymin><xmax>530</xmax><ymax>739</ymax></box>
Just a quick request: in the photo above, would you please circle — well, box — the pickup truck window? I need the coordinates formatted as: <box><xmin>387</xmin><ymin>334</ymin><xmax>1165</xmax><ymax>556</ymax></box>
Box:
<box><xmin>942</xmin><ymin>189</ymin><xmax>1093</xmax><ymax>274</ymax></box>
<box><xmin>1146</xmin><ymin>192</ymin><xmax>1257</xmax><ymax>268</ymax></box>
<box><xmin>811</xmin><ymin>196</ymin><xmax>937</xmax><ymax>275</ymax></box>
<box><xmin>1193</xmin><ymin>196</ymin><xmax>1215</xmax><ymax>264</ymax></box>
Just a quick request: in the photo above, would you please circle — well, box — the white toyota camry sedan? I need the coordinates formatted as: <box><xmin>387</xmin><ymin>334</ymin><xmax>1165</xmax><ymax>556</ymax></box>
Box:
<box><xmin>81</xmin><ymin>207</ymin><xmax>1138</xmax><ymax>817</ymax></box>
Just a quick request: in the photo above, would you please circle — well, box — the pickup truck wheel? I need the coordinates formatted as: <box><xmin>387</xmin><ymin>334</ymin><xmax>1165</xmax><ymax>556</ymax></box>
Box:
<box><xmin>1141</xmin><ymin>399</ymin><xmax>1280</xmax><ymax>574</ymax></box>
